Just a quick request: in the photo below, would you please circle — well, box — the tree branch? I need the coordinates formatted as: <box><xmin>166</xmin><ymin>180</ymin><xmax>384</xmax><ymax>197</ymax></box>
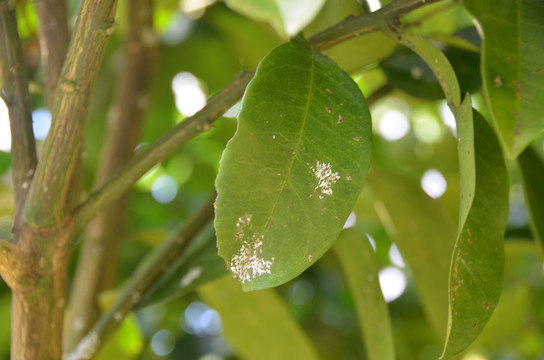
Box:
<box><xmin>23</xmin><ymin>0</ymin><xmax>119</xmax><ymax>229</ymax></box>
<box><xmin>0</xmin><ymin>239</ymin><xmax>25</xmax><ymax>289</ymax></box>
<box><xmin>64</xmin><ymin>0</ymin><xmax>157</xmax><ymax>351</ymax></box>
<box><xmin>0</xmin><ymin>0</ymin><xmax>38</xmax><ymax>219</ymax></box>
<box><xmin>66</xmin><ymin>195</ymin><xmax>215</xmax><ymax>360</ymax></box>
<box><xmin>34</xmin><ymin>0</ymin><xmax>70</xmax><ymax>108</ymax></box>
<box><xmin>307</xmin><ymin>0</ymin><xmax>443</xmax><ymax>50</ymax></box>
<box><xmin>72</xmin><ymin>70</ymin><xmax>254</xmax><ymax>232</ymax></box>
<box><xmin>72</xmin><ymin>0</ymin><xmax>442</xmax><ymax>234</ymax></box>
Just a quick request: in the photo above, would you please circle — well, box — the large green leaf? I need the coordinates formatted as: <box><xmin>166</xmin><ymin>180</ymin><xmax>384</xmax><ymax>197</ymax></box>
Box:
<box><xmin>463</xmin><ymin>0</ymin><xmax>544</xmax><ymax>158</ymax></box>
<box><xmin>198</xmin><ymin>275</ymin><xmax>319</xmax><ymax>360</ymax></box>
<box><xmin>370</xmin><ymin>170</ymin><xmax>456</xmax><ymax>337</ymax></box>
<box><xmin>215</xmin><ymin>41</ymin><xmax>372</xmax><ymax>291</ymax></box>
<box><xmin>441</xmin><ymin>98</ymin><xmax>509</xmax><ymax>358</ymax></box>
<box><xmin>333</xmin><ymin>228</ymin><xmax>395</xmax><ymax>360</ymax></box>
<box><xmin>225</xmin><ymin>0</ymin><xmax>326</xmax><ymax>37</ymax></box>
<box><xmin>518</xmin><ymin>147</ymin><xmax>544</xmax><ymax>248</ymax></box>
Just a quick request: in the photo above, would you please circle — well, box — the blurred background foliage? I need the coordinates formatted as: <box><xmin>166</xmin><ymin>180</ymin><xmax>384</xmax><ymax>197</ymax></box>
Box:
<box><xmin>0</xmin><ymin>0</ymin><xmax>543</xmax><ymax>359</ymax></box>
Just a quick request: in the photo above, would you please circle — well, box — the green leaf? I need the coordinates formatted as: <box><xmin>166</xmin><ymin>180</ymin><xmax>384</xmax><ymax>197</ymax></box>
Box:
<box><xmin>381</xmin><ymin>32</ymin><xmax>481</xmax><ymax>100</ymax></box>
<box><xmin>441</xmin><ymin>98</ymin><xmax>509</xmax><ymax>358</ymax></box>
<box><xmin>518</xmin><ymin>147</ymin><xmax>544</xmax><ymax>248</ymax></box>
<box><xmin>333</xmin><ymin>228</ymin><xmax>395</xmax><ymax>360</ymax></box>
<box><xmin>138</xmin><ymin>225</ymin><xmax>227</xmax><ymax>307</ymax></box>
<box><xmin>225</xmin><ymin>0</ymin><xmax>326</xmax><ymax>37</ymax></box>
<box><xmin>389</xmin><ymin>31</ymin><xmax>461</xmax><ymax>108</ymax></box>
<box><xmin>198</xmin><ymin>275</ymin><xmax>320</xmax><ymax>360</ymax></box>
<box><xmin>369</xmin><ymin>170</ymin><xmax>456</xmax><ymax>337</ymax></box>
<box><xmin>463</xmin><ymin>0</ymin><xmax>544</xmax><ymax>158</ymax></box>
<box><xmin>215</xmin><ymin>41</ymin><xmax>372</xmax><ymax>291</ymax></box>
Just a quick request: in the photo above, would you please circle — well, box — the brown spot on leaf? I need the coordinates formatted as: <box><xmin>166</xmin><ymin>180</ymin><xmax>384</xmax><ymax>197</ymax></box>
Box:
<box><xmin>494</xmin><ymin>75</ymin><xmax>502</xmax><ymax>88</ymax></box>
<box><xmin>532</xmin><ymin>69</ymin><xmax>541</xmax><ymax>74</ymax></box>
<box><xmin>468</xmin><ymin>238</ymin><xmax>473</xmax><ymax>245</ymax></box>
<box><xmin>338</xmin><ymin>115</ymin><xmax>344</xmax><ymax>124</ymax></box>
<box><xmin>308</xmin><ymin>253</ymin><xmax>313</xmax><ymax>262</ymax></box>
<box><xmin>326</xmin><ymin>88</ymin><xmax>334</xmax><ymax>94</ymax></box>
<box><xmin>473</xmin><ymin>322</ymin><xmax>478</xmax><ymax>328</ymax></box>
<box><xmin>346</xmin><ymin>174</ymin><xmax>352</xmax><ymax>181</ymax></box>
<box><xmin>353</xmin><ymin>136</ymin><xmax>360</xmax><ymax>141</ymax></box>
<box><xmin>326</xmin><ymin>107</ymin><xmax>332</xmax><ymax>114</ymax></box>
<box><xmin>484</xmin><ymin>302</ymin><xmax>489</xmax><ymax>310</ymax></box>
<box><xmin>467</xmin><ymin>228</ymin><xmax>472</xmax><ymax>236</ymax></box>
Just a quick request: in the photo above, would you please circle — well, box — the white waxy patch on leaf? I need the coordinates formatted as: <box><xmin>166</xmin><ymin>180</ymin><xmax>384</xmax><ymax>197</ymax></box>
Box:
<box><xmin>230</xmin><ymin>215</ymin><xmax>274</xmax><ymax>283</ymax></box>
<box><xmin>310</xmin><ymin>161</ymin><xmax>340</xmax><ymax>199</ymax></box>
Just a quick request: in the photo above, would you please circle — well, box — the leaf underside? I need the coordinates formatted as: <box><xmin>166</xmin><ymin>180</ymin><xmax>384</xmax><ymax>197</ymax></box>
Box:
<box><xmin>442</xmin><ymin>98</ymin><xmax>509</xmax><ymax>358</ymax></box>
<box><xmin>214</xmin><ymin>41</ymin><xmax>372</xmax><ymax>291</ymax></box>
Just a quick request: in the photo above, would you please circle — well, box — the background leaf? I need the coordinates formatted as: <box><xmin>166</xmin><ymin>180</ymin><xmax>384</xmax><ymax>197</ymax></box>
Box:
<box><xmin>215</xmin><ymin>41</ymin><xmax>372</xmax><ymax>291</ymax></box>
<box><xmin>518</xmin><ymin>147</ymin><xmax>544</xmax><ymax>248</ymax></box>
<box><xmin>333</xmin><ymin>228</ymin><xmax>395</xmax><ymax>360</ymax></box>
<box><xmin>198</xmin><ymin>275</ymin><xmax>320</xmax><ymax>360</ymax></box>
<box><xmin>463</xmin><ymin>0</ymin><xmax>544</xmax><ymax>158</ymax></box>
<box><xmin>369</xmin><ymin>169</ymin><xmax>456</xmax><ymax>338</ymax></box>
<box><xmin>442</xmin><ymin>101</ymin><xmax>509</xmax><ymax>358</ymax></box>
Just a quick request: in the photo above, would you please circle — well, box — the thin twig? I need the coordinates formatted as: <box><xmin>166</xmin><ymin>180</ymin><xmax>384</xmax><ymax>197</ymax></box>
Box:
<box><xmin>0</xmin><ymin>0</ymin><xmax>38</xmax><ymax>222</ymax></box>
<box><xmin>23</xmin><ymin>0</ymin><xmax>119</xmax><ymax>229</ymax></box>
<box><xmin>66</xmin><ymin>195</ymin><xmax>215</xmax><ymax>360</ymax></box>
<box><xmin>34</xmin><ymin>0</ymin><xmax>70</xmax><ymax>108</ymax></box>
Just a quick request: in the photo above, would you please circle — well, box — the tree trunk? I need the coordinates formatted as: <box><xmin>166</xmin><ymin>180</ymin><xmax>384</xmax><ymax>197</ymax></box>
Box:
<box><xmin>10</xmin><ymin>227</ymin><xmax>72</xmax><ymax>359</ymax></box>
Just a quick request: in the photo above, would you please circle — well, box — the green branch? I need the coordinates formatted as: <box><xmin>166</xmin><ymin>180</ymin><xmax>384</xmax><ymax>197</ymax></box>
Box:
<box><xmin>72</xmin><ymin>70</ymin><xmax>254</xmax><ymax>232</ymax></box>
<box><xmin>66</xmin><ymin>196</ymin><xmax>215</xmax><ymax>360</ymax></box>
<box><xmin>23</xmin><ymin>0</ymin><xmax>119</xmax><ymax>229</ymax></box>
<box><xmin>0</xmin><ymin>0</ymin><xmax>38</xmax><ymax>216</ymax></box>
<box><xmin>307</xmin><ymin>0</ymin><xmax>443</xmax><ymax>50</ymax></box>
<box><xmin>73</xmin><ymin>0</ymin><xmax>441</xmax><ymax>233</ymax></box>
<box><xmin>34</xmin><ymin>0</ymin><xmax>70</xmax><ymax>108</ymax></box>
<box><xmin>64</xmin><ymin>0</ymin><xmax>157</xmax><ymax>351</ymax></box>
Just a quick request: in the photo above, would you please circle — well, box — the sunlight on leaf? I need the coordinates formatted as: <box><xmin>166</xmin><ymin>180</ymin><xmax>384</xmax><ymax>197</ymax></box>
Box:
<box><xmin>225</xmin><ymin>0</ymin><xmax>326</xmax><ymax>37</ymax></box>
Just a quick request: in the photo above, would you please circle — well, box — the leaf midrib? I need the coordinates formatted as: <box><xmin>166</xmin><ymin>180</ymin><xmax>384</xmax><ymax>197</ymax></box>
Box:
<box><xmin>260</xmin><ymin>49</ymin><xmax>316</xmax><ymax>244</ymax></box>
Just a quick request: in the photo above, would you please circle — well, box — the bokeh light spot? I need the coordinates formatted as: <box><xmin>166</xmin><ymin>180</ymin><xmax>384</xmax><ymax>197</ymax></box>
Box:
<box><xmin>379</xmin><ymin>266</ymin><xmax>407</xmax><ymax>302</ymax></box>
<box><xmin>32</xmin><ymin>108</ymin><xmax>51</xmax><ymax>140</ymax></box>
<box><xmin>151</xmin><ymin>175</ymin><xmax>178</xmax><ymax>203</ymax></box>
<box><xmin>172</xmin><ymin>72</ymin><xmax>207</xmax><ymax>117</ymax></box>
<box><xmin>421</xmin><ymin>169</ymin><xmax>447</xmax><ymax>199</ymax></box>
<box><xmin>0</xmin><ymin>98</ymin><xmax>11</xmax><ymax>152</ymax></box>
<box><xmin>151</xmin><ymin>329</ymin><xmax>176</xmax><ymax>357</ymax></box>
